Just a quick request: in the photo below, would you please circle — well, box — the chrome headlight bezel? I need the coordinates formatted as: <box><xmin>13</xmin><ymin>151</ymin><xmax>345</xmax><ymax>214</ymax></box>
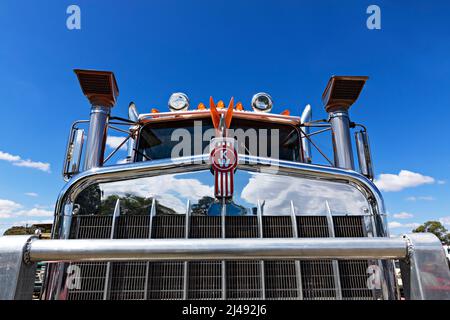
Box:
<box><xmin>251</xmin><ymin>92</ymin><xmax>273</xmax><ymax>113</ymax></box>
<box><xmin>168</xmin><ymin>92</ymin><xmax>190</xmax><ymax>112</ymax></box>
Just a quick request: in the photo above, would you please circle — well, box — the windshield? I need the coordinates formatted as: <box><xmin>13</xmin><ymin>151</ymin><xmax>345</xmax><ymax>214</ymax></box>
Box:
<box><xmin>136</xmin><ymin>118</ymin><xmax>301</xmax><ymax>162</ymax></box>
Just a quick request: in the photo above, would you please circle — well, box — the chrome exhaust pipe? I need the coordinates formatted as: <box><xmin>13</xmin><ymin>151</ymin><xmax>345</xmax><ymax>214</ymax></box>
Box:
<box><xmin>300</xmin><ymin>104</ymin><xmax>312</xmax><ymax>163</ymax></box>
<box><xmin>322</xmin><ymin>76</ymin><xmax>368</xmax><ymax>170</ymax></box>
<box><xmin>74</xmin><ymin>69</ymin><xmax>119</xmax><ymax>170</ymax></box>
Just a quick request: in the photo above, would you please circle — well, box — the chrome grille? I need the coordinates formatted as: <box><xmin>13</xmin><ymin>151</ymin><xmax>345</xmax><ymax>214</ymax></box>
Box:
<box><xmin>67</xmin><ymin>216</ymin><xmax>111</xmax><ymax>300</ymax></box>
<box><xmin>296</xmin><ymin>216</ymin><xmax>337</xmax><ymax>300</ymax></box>
<box><xmin>333</xmin><ymin>215</ymin><xmax>373</xmax><ymax>300</ymax></box>
<box><xmin>67</xmin><ymin>211</ymin><xmax>380</xmax><ymax>300</ymax></box>
<box><xmin>225</xmin><ymin>216</ymin><xmax>262</xmax><ymax>300</ymax></box>
<box><xmin>187</xmin><ymin>216</ymin><xmax>222</xmax><ymax>299</ymax></box>
<box><xmin>110</xmin><ymin>216</ymin><xmax>150</xmax><ymax>300</ymax></box>
<box><xmin>263</xmin><ymin>216</ymin><xmax>298</xmax><ymax>300</ymax></box>
<box><xmin>148</xmin><ymin>215</ymin><xmax>185</xmax><ymax>299</ymax></box>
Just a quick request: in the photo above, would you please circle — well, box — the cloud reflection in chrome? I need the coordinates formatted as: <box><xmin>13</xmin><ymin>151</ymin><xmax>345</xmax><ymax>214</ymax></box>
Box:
<box><xmin>240</xmin><ymin>172</ymin><xmax>369</xmax><ymax>215</ymax></box>
<box><xmin>101</xmin><ymin>172</ymin><xmax>214</xmax><ymax>214</ymax></box>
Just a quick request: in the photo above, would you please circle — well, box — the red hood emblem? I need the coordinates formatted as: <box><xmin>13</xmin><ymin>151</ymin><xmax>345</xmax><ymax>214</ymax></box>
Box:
<box><xmin>210</xmin><ymin>138</ymin><xmax>238</xmax><ymax>199</ymax></box>
<box><xmin>209</xmin><ymin>97</ymin><xmax>237</xmax><ymax>199</ymax></box>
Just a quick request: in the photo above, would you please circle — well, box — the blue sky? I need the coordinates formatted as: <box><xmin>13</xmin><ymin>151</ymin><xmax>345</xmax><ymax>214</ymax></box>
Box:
<box><xmin>0</xmin><ymin>1</ymin><xmax>449</xmax><ymax>235</ymax></box>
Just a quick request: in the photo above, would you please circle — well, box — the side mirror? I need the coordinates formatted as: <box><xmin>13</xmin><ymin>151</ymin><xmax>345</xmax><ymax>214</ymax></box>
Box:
<box><xmin>355</xmin><ymin>129</ymin><xmax>374</xmax><ymax>180</ymax></box>
<box><xmin>126</xmin><ymin>102</ymin><xmax>139</xmax><ymax>163</ymax></box>
<box><xmin>63</xmin><ymin>127</ymin><xmax>84</xmax><ymax>180</ymax></box>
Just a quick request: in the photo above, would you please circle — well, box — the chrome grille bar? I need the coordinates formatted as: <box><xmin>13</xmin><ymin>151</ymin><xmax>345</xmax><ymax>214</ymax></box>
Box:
<box><xmin>143</xmin><ymin>197</ymin><xmax>155</xmax><ymax>300</ymax></box>
<box><xmin>221</xmin><ymin>203</ymin><xmax>226</xmax><ymax>300</ymax></box>
<box><xmin>257</xmin><ymin>200</ymin><xmax>266</xmax><ymax>300</ymax></box>
<box><xmin>183</xmin><ymin>200</ymin><xmax>190</xmax><ymax>300</ymax></box>
<box><xmin>290</xmin><ymin>201</ymin><xmax>303</xmax><ymax>300</ymax></box>
<box><xmin>32</xmin><ymin>237</ymin><xmax>407</xmax><ymax>261</ymax></box>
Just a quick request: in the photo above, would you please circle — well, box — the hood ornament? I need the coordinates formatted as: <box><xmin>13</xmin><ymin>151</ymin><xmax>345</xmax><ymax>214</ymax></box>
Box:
<box><xmin>209</xmin><ymin>97</ymin><xmax>237</xmax><ymax>199</ymax></box>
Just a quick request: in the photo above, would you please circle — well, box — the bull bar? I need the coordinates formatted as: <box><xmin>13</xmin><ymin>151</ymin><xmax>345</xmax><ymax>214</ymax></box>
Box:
<box><xmin>1</xmin><ymin>233</ymin><xmax>449</xmax><ymax>300</ymax></box>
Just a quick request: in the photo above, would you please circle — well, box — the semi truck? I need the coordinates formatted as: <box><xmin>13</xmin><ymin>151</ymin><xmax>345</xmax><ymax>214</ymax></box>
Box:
<box><xmin>1</xmin><ymin>70</ymin><xmax>449</xmax><ymax>300</ymax></box>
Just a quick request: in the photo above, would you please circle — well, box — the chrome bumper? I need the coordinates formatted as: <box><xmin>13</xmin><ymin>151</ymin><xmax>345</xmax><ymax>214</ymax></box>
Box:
<box><xmin>1</xmin><ymin>233</ymin><xmax>449</xmax><ymax>300</ymax></box>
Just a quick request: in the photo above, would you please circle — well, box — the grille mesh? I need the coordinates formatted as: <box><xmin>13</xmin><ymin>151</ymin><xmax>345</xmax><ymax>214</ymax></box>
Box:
<box><xmin>225</xmin><ymin>216</ymin><xmax>262</xmax><ymax>299</ymax></box>
<box><xmin>187</xmin><ymin>216</ymin><xmax>222</xmax><ymax>299</ymax></box>
<box><xmin>67</xmin><ymin>212</ymin><xmax>378</xmax><ymax>300</ymax></box>
<box><xmin>263</xmin><ymin>216</ymin><xmax>298</xmax><ymax>300</ymax></box>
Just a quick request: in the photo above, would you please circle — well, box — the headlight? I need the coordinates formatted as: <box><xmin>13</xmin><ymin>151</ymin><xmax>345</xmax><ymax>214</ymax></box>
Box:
<box><xmin>251</xmin><ymin>92</ymin><xmax>273</xmax><ymax>112</ymax></box>
<box><xmin>168</xmin><ymin>92</ymin><xmax>189</xmax><ymax>112</ymax></box>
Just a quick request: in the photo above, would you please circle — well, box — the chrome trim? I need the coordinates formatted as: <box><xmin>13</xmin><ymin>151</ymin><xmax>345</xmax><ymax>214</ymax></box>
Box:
<box><xmin>84</xmin><ymin>105</ymin><xmax>111</xmax><ymax>170</ymax></box>
<box><xmin>183</xmin><ymin>200</ymin><xmax>191</xmax><ymax>300</ymax></box>
<box><xmin>54</xmin><ymin>154</ymin><xmax>386</xmax><ymax>220</ymax></box>
<box><xmin>355</xmin><ymin>129</ymin><xmax>374</xmax><ymax>180</ymax></box>
<box><xmin>328</xmin><ymin>110</ymin><xmax>355</xmax><ymax>170</ymax></box>
<box><xmin>30</xmin><ymin>238</ymin><xmax>407</xmax><ymax>262</ymax></box>
<box><xmin>290</xmin><ymin>201</ymin><xmax>303</xmax><ymax>300</ymax></box>
<box><xmin>256</xmin><ymin>200</ymin><xmax>266</xmax><ymax>299</ymax></box>
<box><xmin>251</xmin><ymin>93</ymin><xmax>273</xmax><ymax>113</ymax></box>
<box><xmin>300</xmin><ymin>104</ymin><xmax>312</xmax><ymax>163</ymax></box>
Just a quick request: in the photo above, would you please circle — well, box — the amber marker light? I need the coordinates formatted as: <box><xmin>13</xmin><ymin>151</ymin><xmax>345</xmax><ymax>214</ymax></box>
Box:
<box><xmin>281</xmin><ymin>109</ymin><xmax>290</xmax><ymax>116</ymax></box>
<box><xmin>236</xmin><ymin>102</ymin><xmax>244</xmax><ymax>111</ymax></box>
<box><xmin>197</xmin><ymin>102</ymin><xmax>206</xmax><ymax>110</ymax></box>
<box><xmin>217</xmin><ymin>100</ymin><xmax>225</xmax><ymax>109</ymax></box>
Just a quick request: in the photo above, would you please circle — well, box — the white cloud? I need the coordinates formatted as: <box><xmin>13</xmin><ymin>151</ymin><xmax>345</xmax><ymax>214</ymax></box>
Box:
<box><xmin>0</xmin><ymin>150</ymin><xmax>51</xmax><ymax>172</ymax></box>
<box><xmin>16</xmin><ymin>208</ymin><xmax>53</xmax><ymax>217</ymax></box>
<box><xmin>0</xmin><ymin>199</ymin><xmax>22</xmax><ymax>216</ymax></box>
<box><xmin>374</xmin><ymin>170</ymin><xmax>434</xmax><ymax>192</ymax></box>
<box><xmin>0</xmin><ymin>151</ymin><xmax>20</xmax><ymax>162</ymax></box>
<box><xmin>437</xmin><ymin>180</ymin><xmax>446</xmax><ymax>185</ymax></box>
<box><xmin>25</xmin><ymin>192</ymin><xmax>38</xmax><ymax>197</ymax></box>
<box><xmin>106</xmin><ymin>136</ymin><xmax>127</xmax><ymax>150</ymax></box>
<box><xmin>388</xmin><ymin>221</ymin><xmax>420</xmax><ymax>229</ymax></box>
<box><xmin>405</xmin><ymin>196</ymin><xmax>435</xmax><ymax>201</ymax></box>
<box><xmin>0</xmin><ymin>199</ymin><xmax>52</xmax><ymax>219</ymax></box>
<box><xmin>439</xmin><ymin>216</ymin><xmax>450</xmax><ymax>226</ymax></box>
<box><xmin>13</xmin><ymin>159</ymin><xmax>50</xmax><ymax>172</ymax></box>
<box><xmin>392</xmin><ymin>212</ymin><xmax>413</xmax><ymax>219</ymax></box>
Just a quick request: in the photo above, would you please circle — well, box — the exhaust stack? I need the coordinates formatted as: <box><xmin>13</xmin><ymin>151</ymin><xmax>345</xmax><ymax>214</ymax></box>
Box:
<box><xmin>74</xmin><ymin>69</ymin><xmax>119</xmax><ymax>170</ymax></box>
<box><xmin>322</xmin><ymin>76</ymin><xmax>368</xmax><ymax>170</ymax></box>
